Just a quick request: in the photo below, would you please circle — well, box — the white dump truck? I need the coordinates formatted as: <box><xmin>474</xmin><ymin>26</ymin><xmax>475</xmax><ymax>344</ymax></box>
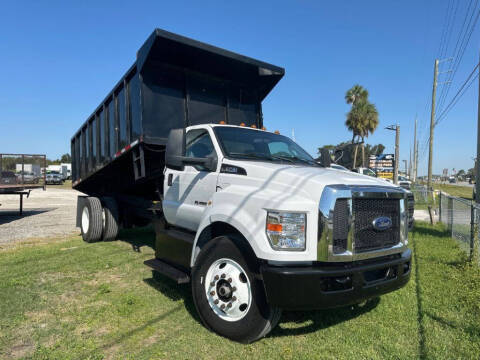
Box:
<box><xmin>72</xmin><ymin>29</ymin><xmax>413</xmax><ymax>343</ymax></box>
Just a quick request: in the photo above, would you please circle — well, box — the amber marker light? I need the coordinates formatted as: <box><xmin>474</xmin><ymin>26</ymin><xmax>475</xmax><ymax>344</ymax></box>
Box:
<box><xmin>266</xmin><ymin>223</ymin><xmax>283</xmax><ymax>232</ymax></box>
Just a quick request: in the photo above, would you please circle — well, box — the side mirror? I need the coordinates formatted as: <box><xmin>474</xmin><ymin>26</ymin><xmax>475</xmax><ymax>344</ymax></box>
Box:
<box><xmin>320</xmin><ymin>148</ymin><xmax>331</xmax><ymax>167</ymax></box>
<box><xmin>165</xmin><ymin>129</ymin><xmax>218</xmax><ymax>172</ymax></box>
<box><xmin>165</xmin><ymin>128</ymin><xmax>186</xmax><ymax>171</ymax></box>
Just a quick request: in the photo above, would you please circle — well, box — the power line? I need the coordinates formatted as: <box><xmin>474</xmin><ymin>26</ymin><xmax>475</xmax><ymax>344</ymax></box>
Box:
<box><xmin>437</xmin><ymin>1</ymin><xmax>480</xmax><ymax>114</ymax></box>
<box><xmin>436</xmin><ymin>63</ymin><xmax>479</xmax><ymax>125</ymax></box>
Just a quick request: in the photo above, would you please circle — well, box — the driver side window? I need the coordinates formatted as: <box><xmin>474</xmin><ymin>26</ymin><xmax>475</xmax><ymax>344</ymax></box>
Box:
<box><xmin>185</xmin><ymin>129</ymin><xmax>216</xmax><ymax>171</ymax></box>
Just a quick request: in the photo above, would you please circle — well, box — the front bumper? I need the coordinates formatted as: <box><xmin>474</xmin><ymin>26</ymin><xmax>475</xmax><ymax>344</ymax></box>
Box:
<box><xmin>261</xmin><ymin>249</ymin><xmax>411</xmax><ymax>310</ymax></box>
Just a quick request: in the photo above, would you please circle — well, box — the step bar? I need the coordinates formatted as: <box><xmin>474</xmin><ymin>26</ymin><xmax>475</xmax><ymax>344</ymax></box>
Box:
<box><xmin>144</xmin><ymin>258</ymin><xmax>190</xmax><ymax>284</ymax></box>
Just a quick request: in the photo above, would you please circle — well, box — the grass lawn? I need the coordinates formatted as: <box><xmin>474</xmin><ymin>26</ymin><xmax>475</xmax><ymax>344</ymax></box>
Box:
<box><xmin>433</xmin><ymin>183</ymin><xmax>473</xmax><ymax>200</ymax></box>
<box><xmin>46</xmin><ymin>179</ymin><xmax>72</xmax><ymax>190</ymax></box>
<box><xmin>1</xmin><ymin>223</ymin><xmax>479</xmax><ymax>359</ymax></box>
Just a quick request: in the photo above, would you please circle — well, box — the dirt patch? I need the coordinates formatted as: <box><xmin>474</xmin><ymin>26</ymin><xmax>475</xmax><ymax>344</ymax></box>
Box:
<box><xmin>0</xmin><ymin>188</ymin><xmax>82</xmax><ymax>244</ymax></box>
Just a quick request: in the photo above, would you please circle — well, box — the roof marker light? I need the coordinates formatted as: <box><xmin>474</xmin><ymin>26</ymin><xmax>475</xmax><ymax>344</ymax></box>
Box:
<box><xmin>274</xmin><ymin>130</ymin><xmax>280</xmax><ymax>134</ymax></box>
<box><xmin>240</xmin><ymin>123</ymin><xmax>245</xmax><ymax>127</ymax></box>
<box><xmin>219</xmin><ymin>121</ymin><xmax>226</xmax><ymax>124</ymax></box>
<box><xmin>251</xmin><ymin>125</ymin><xmax>257</xmax><ymax>129</ymax></box>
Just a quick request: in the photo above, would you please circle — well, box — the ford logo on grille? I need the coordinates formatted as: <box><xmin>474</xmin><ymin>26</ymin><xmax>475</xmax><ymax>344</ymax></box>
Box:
<box><xmin>372</xmin><ymin>216</ymin><xmax>392</xmax><ymax>231</ymax></box>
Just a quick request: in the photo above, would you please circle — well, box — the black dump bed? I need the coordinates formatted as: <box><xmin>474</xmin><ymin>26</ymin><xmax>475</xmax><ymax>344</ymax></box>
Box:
<box><xmin>71</xmin><ymin>29</ymin><xmax>284</xmax><ymax>197</ymax></box>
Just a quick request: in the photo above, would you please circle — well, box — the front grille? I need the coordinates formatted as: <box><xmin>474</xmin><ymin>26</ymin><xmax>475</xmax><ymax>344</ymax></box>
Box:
<box><xmin>332</xmin><ymin>199</ymin><xmax>349</xmax><ymax>253</ymax></box>
<box><xmin>353</xmin><ymin>198</ymin><xmax>400</xmax><ymax>253</ymax></box>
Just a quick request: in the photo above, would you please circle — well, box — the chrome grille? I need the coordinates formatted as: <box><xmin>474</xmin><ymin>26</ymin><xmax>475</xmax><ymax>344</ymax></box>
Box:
<box><xmin>353</xmin><ymin>198</ymin><xmax>400</xmax><ymax>252</ymax></box>
<box><xmin>332</xmin><ymin>199</ymin><xmax>349</xmax><ymax>253</ymax></box>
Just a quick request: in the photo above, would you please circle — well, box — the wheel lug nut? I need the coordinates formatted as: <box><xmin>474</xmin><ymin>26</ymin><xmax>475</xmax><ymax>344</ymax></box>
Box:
<box><xmin>227</xmin><ymin>303</ymin><xmax>232</xmax><ymax>308</ymax></box>
<box><xmin>232</xmin><ymin>296</ymin><xmax>237</xmax><ymax>301</ymax></box>
<box><xmin>214</xmin><ymin>299</ymin><xmax>219</xmax><ymax>304</ymax></box>
<box><xmin>210</xmin><ymin>291</ymin><xmax>215</xmax><ymax>296</ymax></box>
<box><xmin>228</xmin><ymin>278</ymin><xmax>232</xmax><ymax>283</ymax></box>
<box><xmin>232</xmin><ymin>286</ymin><xmax>237</xmax><ymax>292</ymax></box>
<box><xmin>210</xmin><ymin>281</ymin><xmax>215</xmax><ymax>287</ymax></box>
<box><xmin>221</xmin><ymin>304</ymin><xmax>225</xmax><ymax>309</ymax></box>
<box><xmin>214</xmin><ymin>275</ymin><xmax>219</xmax><ymax>280</ymax></box>
<box><xmin>221</xmin><ymin>274</ymin><xmax>226</xmax><ymax>279</ymax></box>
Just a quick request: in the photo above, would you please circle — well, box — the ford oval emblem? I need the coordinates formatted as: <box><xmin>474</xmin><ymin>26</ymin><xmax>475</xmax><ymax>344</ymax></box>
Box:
<box><xmin>372</xmin><ymin>216</ymin><xmax>392</xmax><ymax>231</ymax></box>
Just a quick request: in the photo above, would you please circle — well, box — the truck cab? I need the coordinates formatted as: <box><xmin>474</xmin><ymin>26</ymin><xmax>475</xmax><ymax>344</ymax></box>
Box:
<box><xmin>151</xmin><ymin>123</ymin><xmax>411</xmax><ymax>342</ymax></box>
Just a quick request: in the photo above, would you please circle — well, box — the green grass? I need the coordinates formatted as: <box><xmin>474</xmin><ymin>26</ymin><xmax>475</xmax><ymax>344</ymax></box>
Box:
<box><xmin>46</xmin><ymin>179</ymin><xmax>72</xmax><ymax>190</ymax></box>
<box><xmin>433</xmin><ymin>184</ymin><xmax>473</xmax><ymax>200</ymax></box>
<box><xmin>1</xmin><ymin>224</ymin><xmax>479</xmax><ymax>359</ymax></box>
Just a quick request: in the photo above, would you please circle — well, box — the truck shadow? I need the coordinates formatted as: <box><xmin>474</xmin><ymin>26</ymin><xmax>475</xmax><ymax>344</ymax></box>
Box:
<box><xmin>270</xmin><ymin>298</ymin><xmax>380</xmax><ymax>337</ymax></box>
<box><xmin>116</xmin><ymin>226</ymin><xmax>156</xmax><ymax>252</ymax></box>
<box><xmin>143</xmin><ymin>272</ymin><xmax>380</xmax><ymax>336</ymax></box>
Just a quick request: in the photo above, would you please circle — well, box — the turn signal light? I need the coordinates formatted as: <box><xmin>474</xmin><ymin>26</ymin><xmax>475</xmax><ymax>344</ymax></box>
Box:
<box><xmin>266</xmin><ymin>223</ymin><xmax>283</xmax><ymax>232</ymax></box>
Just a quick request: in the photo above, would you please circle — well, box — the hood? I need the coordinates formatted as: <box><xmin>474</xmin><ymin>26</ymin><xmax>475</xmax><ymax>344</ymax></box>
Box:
<box><xmin>221</xmin><ymin>160</ymin><xmax>399</xmax><ymax>203</ymax></box>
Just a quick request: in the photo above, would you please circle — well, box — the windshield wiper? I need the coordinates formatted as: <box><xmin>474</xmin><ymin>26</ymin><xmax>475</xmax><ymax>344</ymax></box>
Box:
<box><xmin>229</xmin><ymin>152</ymin><xmax>294</xmax><ymax>162</ymax></box>
<box><xmin>272</xmin><ymin>155</ymin><xmax>317</xmax><ymax>166</ymax></box>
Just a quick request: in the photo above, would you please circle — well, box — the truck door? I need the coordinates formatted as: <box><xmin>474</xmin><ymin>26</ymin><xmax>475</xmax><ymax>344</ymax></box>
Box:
<box><xmin>163</xmin><ymin>128</ymin><xmax>218</xmax><ymax>231</ymax></box>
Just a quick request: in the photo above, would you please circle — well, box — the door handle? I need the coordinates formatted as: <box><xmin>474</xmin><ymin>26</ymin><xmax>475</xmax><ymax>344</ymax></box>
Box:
<box><xmin>168</xmin><ymin>173</ymin><xmax>173</xmax><ymax>186</ymax></box>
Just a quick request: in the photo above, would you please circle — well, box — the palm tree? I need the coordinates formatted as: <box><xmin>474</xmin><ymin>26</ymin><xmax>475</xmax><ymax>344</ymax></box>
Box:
<box><xmin>345</xmin><ymin>85</ymin><xmax>368</xmax><ymax>106</ymax></box>
<box><xmin>345</xmin><ymin>85</ymin><xmax>378</xmax><ymax>168</ymax></box>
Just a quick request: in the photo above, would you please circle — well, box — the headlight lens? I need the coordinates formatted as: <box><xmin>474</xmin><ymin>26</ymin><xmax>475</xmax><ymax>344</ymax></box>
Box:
<box><xmin>266</xmin><ymin>211</ymin><xmax>306</xmax><ymax>251</ymax></box>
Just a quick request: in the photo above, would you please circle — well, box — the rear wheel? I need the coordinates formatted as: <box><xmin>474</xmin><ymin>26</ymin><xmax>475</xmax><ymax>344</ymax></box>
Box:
<box><xmin>80</xmin><ymin>197</ymin><xmax>103</xmax><ymax>243</ymax></box>
<box><xmin>191</xmin><ymin>236</ymin><xmax>281</xmax><ymax>343</ymax></box>
<box><xmin>101</xmin><ymin>197</ymin><xmax>119</xmax><ymax>241</ymax></box>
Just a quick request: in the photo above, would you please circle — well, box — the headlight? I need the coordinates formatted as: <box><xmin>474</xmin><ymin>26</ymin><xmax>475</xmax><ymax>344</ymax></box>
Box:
<box><xmin>266</xmin><ymin>211</ymin><xmax>306</xmax><ymax>251</ymax></box>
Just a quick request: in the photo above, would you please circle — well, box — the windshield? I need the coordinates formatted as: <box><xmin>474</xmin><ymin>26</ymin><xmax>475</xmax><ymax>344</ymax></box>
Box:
<box><xmin>213</xmin><ymin>127</ymin><xmax>316</xmax><ymax>165</ymax></box>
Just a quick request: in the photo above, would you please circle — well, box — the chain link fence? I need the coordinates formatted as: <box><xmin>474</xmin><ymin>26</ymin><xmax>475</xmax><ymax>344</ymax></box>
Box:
<box><xmin>438</xmin><ymin>192</ymin><xmax>479</xmax><ymax>262</ymax></box>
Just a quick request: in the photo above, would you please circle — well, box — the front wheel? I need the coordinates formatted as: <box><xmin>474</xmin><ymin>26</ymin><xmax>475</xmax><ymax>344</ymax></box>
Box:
<box><xmin>191</xmin><ymin>236</ymin><xmax>281</xmax><ymax>343</ymax></box>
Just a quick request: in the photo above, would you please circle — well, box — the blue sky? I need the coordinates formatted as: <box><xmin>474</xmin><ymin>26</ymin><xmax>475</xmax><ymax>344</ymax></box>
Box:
<box><xmin>0</xmin><ymin>0</ymin><xmax>478</xmax><ymax>176</ymax></box>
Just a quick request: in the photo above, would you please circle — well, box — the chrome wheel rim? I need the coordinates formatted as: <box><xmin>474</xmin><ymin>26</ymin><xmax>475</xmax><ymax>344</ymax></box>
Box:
<box><xmin>81</xmin><ymin>207</ymin><xmax>89</xmax><ymax>234</ymax></box>
<box><xmin>204</xmin><ymin>258</ymin><xmax>252</xmax><ymax>322</ymax></box>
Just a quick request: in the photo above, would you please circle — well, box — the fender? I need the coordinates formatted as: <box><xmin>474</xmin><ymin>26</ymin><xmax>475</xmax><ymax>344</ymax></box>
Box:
<box><xmin>190</xmin><ymin>203</ymin><xmax>263</xmax><ymax>267</ymax></box>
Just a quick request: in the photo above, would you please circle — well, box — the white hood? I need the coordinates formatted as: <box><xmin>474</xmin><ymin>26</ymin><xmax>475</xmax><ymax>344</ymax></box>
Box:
<box><xmin>220</xmin><ymin>160</ymin><xmax>398</xmax><ymax>203</ymax></box>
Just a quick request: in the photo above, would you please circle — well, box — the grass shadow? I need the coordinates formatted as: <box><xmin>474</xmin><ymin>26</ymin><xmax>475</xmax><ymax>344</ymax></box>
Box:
<box><xmin>143</xmin><ymin>272</ymin><xmax>201</xmax><ymax>323</ymax></box>
<box><xmin>269</xmin><ymin>298</ymin><xmax>380</xmax><ymax>337</ymax></box>
<box><xmin>413</xmin><ymin>224</ymin><xmax>449</xmax><ymax>238</ymax></box>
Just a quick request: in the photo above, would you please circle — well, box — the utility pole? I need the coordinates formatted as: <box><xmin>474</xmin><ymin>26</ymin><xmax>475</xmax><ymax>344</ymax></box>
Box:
<box><xmin>386</xmin><ymin>124</ymin><xmax>400</xmax><ymax>184</ymax></box>
<box><xmin>416</xmin><ymin>139</ymin><xmax>419</xmax><ymax>181</ymax></box>
<box><xmin>427</xmin><ymin>59</ymin><xmax>439</xmax><ymax>190</ymax></box>
<box><xmin>403</xmin><ymin>159</ymin><xmax>408</xmax><ymax>177</ymax></box>
<box><xmin>476</xmin><ymin>52</ymin><xmax>480</xmax><ymax>204</ymax></box>
<box><xmin>413</xmin><ymin>116</ymin><xmax>417</xmax><ymax>182</ymax></box>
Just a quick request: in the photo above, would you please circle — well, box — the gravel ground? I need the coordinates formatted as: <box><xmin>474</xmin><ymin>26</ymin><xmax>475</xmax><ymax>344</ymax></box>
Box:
<box><xmin>0</xmin><ymin>187</ymin><xmax>82</xmax><ymax>244</ymax></box>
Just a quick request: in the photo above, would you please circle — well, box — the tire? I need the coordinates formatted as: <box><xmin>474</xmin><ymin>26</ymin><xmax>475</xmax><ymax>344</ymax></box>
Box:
<box><xmin>191</xmin><ymin>236</ymin><xmax>282</xmax><ymax>343</ymax></box>
<box><xmin>101</xmin><ymin>197</ymin><xmax>119</xmax><ymax>241</ymax></box>
<box><xmin>80</xmin><ymin>197</ymin><xmax>103</xmax><ymax>243</ymax></box>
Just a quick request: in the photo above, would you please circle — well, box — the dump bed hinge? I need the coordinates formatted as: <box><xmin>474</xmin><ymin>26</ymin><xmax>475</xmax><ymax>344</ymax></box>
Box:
<box><xmin>133</xmin><ymin>145</ymin><xmax>146</xmax><ymax>181</ymax></box>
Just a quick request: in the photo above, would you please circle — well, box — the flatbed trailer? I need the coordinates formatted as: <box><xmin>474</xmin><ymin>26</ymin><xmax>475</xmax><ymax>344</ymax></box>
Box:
<box><xmin>0</xmin><ymin>153</ymin><xmax>46</xmax><ymax>215</ymax></box>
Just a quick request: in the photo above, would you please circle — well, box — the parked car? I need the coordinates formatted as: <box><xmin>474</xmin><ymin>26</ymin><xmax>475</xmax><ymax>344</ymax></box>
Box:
<box><xmin>0</xmin><ymin>171</ymin><xmax>17</xmax><ymax>185</ymax></box>
<box><xmin>449</xmin><ymin>176</ymin><xmax>456</xmax><ymax>184</ymax></box>
<box><xmin>16</xmin><ymin>171</ymin><xmax>39</xmax><ymax>184</ymax></box>
<box><xmin>46</xmin><ymin>172</ymin><xmax>63</xmax><ymax>185</ymax></box>
<box><xmin>398</xmin><ymin>176</ymin><xmax>412</xmax><ymax>190</ymax></box>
